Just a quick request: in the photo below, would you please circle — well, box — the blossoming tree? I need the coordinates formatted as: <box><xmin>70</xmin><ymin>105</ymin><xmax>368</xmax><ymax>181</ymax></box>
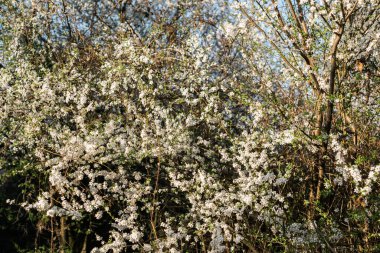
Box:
<box><xmin>0</xmin><ymin>0</ymin><xmax>379</xmax><ymax>252</ymax></box>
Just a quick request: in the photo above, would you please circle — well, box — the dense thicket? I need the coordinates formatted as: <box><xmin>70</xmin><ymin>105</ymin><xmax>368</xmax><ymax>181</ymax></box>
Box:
<box><xmin>0</xmin><ymin>0</ymin><xmax>379</xmax><ymax>252</ymax></box>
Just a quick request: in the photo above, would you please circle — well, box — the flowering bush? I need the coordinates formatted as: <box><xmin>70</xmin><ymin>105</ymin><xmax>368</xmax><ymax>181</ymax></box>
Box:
<box><xmin>0</xmin><ymin>0</ymin><xmax>379</xmax><ymax>252</ymax></box>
